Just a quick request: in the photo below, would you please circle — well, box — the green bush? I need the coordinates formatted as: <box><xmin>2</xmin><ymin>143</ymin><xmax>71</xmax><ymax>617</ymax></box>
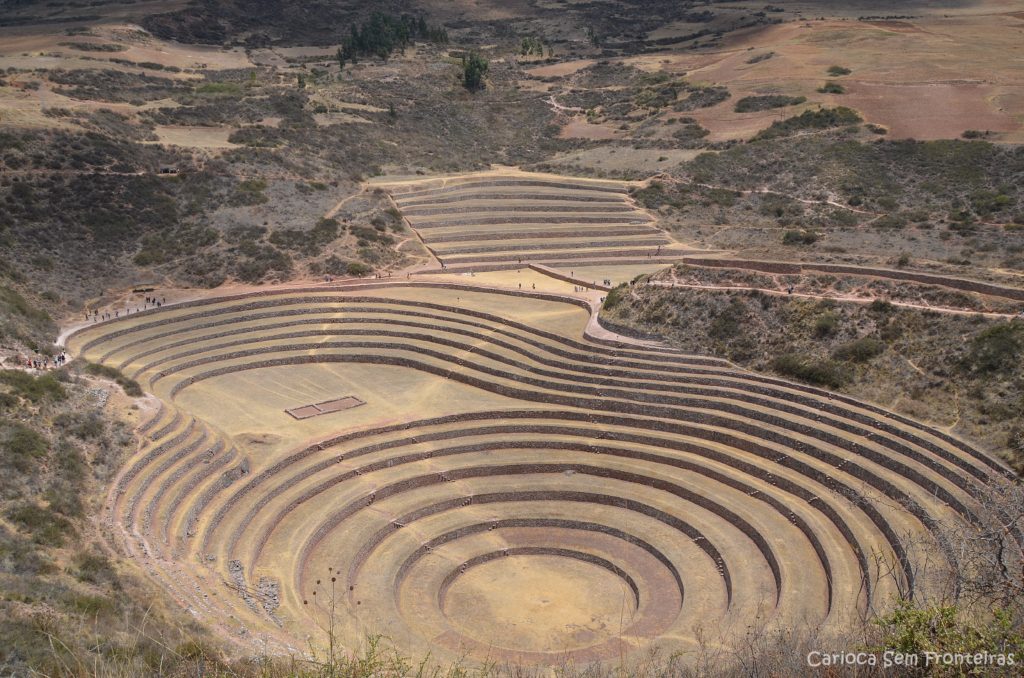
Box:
<box><xmin>602</xmin><ymin>285</ymin><xmax>628</xmax><ymax>310</ymax></box>
<box><xmin>54</xmin><ymin>411</ymin><xmax>105</xmax><ymax>439</ymax></box>
<box><xmin>228</xmin><ymin>178</ymin><xmax>268</xmax><ymax>207</ymax></box>
<box><xmin>45</xmin><ymin>481</ymin><xmax>84</xmax><ymax>518</ymax></box>
<box><xmin>869</xmin><ymin>299</ymin><xmax>895</xmax><ymax>314</ymax></box>
<box><xmin>827</xmin><ymin>65</ymin><xmax>851</xmax><ymax>76</ymax></box>
<box><xmin>462</xmin><ymin>52</ymin><xmax>489</xmax><ymax>90</ymax></box>
<box><xmin>772</xmin><ymin>354</ymin><xmax>847</xmax><ymax>388</ymax></box>
<box><xmin>0</xmin><ymin>286</ymin><xmax>52</xmax><ymax>326</ymax></box>
<box><xmin>346</xmin><ymin>262</ymin><xmax>372</xmax><ymax>277</ymax></box>
<box><xmin>0</xmin><ymin>421</ymin><xmax>49</xmax><ymax>473</ymax></box>
<box><xmin>813</xmin><ymin>312</ymin><xmax>840</xmax><ymax>338</ymax></box>
<box><xmin>709</xmin><ymin>297</ymin><xmax>747</xmax><ymax>340</ymax></box>
<box><xmin>83</xmin><ymin>363</ymin><xmax>143</xmax><ymax>397</ymax></box>
<box><xmin>873</xmin><ymin>601</ymin><xmax>1024</xmax><ymax>663</ymax></box>
<box><xmin>754</xmin><ymin>107</ymin><xmax>862</xmax><ymax>140</ymax></box>
<box><xmin>72</xmin><ymin>550</ymin><xmax>118</xmax><ymax>586</ymax></box>
<box><xmin>734</xmin><ymin>95</ymin><xmax>806</xmax><ymax>113</ymax></box>
<box><xmin>0</xmin><ymin>371</ymin><xmax>66</xmax><ymax>403</ymax></box>
<box><xmin>269</xmin><ymin>218</ymin><xmax>340</xmax><ymax>255</ymax></box>
<box><xmin>782</xmin><ymin>229</ymin><xmax>818</xmax><ymax>245</ymax></box>
<box><xmin>833</xmin><ymin>337</ymin><xmax>886</xmax><ymax>362</ymax></box>
<box><xmin>6</xmin><ymin>504</ymin><xmax>74</xmax><ymax>547</ymax></box>
<box><xmin>966</xmin><ymin>321</ymin><xmax>1024</xmax><ymax>374</ymax></box>
<box><xmin>817</xmin><ymin>81</ymin><xmax>845</xmax><ymax>94</ymax></box>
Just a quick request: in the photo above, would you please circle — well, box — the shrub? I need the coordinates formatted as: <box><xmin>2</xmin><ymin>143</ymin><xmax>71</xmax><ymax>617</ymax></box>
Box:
<box><xmin>0</xmin><ymin>286</ymin><xmax>53</xmax><ymax>326</ymax></box>
<box><xmin>709</xmin><ymin>297</ymin><xmax>747</xmax><ymax>341</ymax></box>
<box><xmin>734</xmin><ymin>95</ymin><xmax>806</xmax><ymax>113</ymax></box>
<box><xmin>6</xmin><ymin>504</ymin><xmax>73</xmax><ymax>546</ymax></box>
<box><xmin>872</xmin><ymin>601</ymin><xmax>1024</xmax><ymax>662</ymax></box>
<box><xmin>754</xmin><ymin>107</ymin><xmax>862</xmax><ymax>140</ymax></box>
<box><xmin>228</xmin><ymin>178</ymin><xmax>268</xmax><ymax>206</ymax></box>
<box><xmin>827</xmin><ymin>65</ymin><xmax>851</xmax><ymax>76</ymax></box>
<box><xmin>83</xmin><ymin>363</ymin><xmax>143</xmax><ymax>397</ymax></box>
<box><xmin>54</xmin><ymin>411</ymin><xmax>105</xmax><ymax>439</ymax></box>
<box><xmin>782</xmin><ymin>229</ymin><xmax>818</xmax><ymax>245</ymax></box>
<box><xmin>345</xmin><ymin>262</ymin><xmax>372</xmax><ymax>277</ymax></box>
<box><xmin>746</xmin><ymin>51</ymin><xmax>774</xmax><ymax>64</ymax></box>
<box><xmin>72</xmin><ymin>550</ymin><xmax>118</xmax><ymax>586</ymax></box>
<box><xmin>817</xmin><ymin>81</ymin><xmax>845</xmax><ymax>94</ymax></box>
<box><xmin>0</xmin><ymin>371</ymin><xmax>66</xmax><ymax>403</ymax></box>
<box><xmin>1009</xmin><ymin>425</ymin><xmax>1024</xmax><ymax>458</ymax></box>
<box><xmin>0</xmin><ymin>421</ymin><xmax>48</xmax><ymax>473</ymax></box>
<box><xmin>966</xmin><ymin>321</ymin><xmax>1024</xmax><ymax>374</ymax></box>
<box><xmin>772</xmin><ymin>354</ymin><xmax>847</xmax><ymax>388</ymax></box>
<box><xmin>462</xmin><ymin>53</ymin><xmax>488</xmax><ymax>90</ymax></box>
<box><xmin>269</xmin><ymin>218</ymin><xmax>340</xmax><ymax>255</ymax></box>
<box><xmin>673</xmin><ymin>86</ymin><xmax>730</xmax><ymax>111</ymax></box>
<box><xmin>869</xmin><ymin>299</ymin><xmax>895</xmax><ymax>314</ymax></box>
<box><xmin>833</xmin><ymin>337</ymin><xmax>886</xmax><ymax>362</ymax></box>
<box><xmin>45</xmin><ymin>480</ymin><xmax>84</xmax><ymax>518</ymax></box>
<box><xmin>602</xmin><ymin>285</ymin><xmax>627</xmax><ymax>310</ymax></box>
<box><xmin>813</xmin><ymin>312</ymin><xmax>840</xmax><ymax>338</ymax></box>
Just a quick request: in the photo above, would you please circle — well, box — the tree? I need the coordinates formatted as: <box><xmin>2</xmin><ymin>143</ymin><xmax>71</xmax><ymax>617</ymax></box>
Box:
<box><xmin>335</xmin><ymin>48</ymin><xmax>345</xmax><ymax>71</ymax></box>
<box><xmin>462</xmin><ymin>52</ymin><xmax>488</xmax><ymax>91</ymax></box>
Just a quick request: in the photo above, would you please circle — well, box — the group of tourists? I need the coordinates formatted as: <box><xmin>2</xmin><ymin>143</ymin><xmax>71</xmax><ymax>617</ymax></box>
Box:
<box><xmin>86</xmin><ymin>296</ymin><xmax>166</xmax><ymax>322</ymax></box>
<box><xmin>22</xmin><ymin>351</ymin><xmax>68</xmax><ymax>371</ymax></box>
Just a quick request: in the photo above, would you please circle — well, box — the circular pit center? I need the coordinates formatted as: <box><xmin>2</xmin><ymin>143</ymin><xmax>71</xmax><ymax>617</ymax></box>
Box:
<box><xmin>441</xmin><ymin>554</ymin><xmax>637</xmax><ymax>653</ymax></box>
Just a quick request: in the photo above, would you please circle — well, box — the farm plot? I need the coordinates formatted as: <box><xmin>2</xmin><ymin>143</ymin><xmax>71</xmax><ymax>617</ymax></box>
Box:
<box><xmin>375</xmin><ymin>170</ymin><xmax>697</xmax><ymax>272</ymax></box>
<box><xmin>66</xmin><ymin>281</ymin><xmax>1017</xmax><ymax>666</ymax></box>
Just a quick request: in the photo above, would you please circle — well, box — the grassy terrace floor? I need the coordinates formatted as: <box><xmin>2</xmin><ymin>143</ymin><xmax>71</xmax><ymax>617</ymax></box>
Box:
<box><xmin>65</xmin><ymin>281</ymin><xmax>1014</xmax><ymax>665</ymax></box>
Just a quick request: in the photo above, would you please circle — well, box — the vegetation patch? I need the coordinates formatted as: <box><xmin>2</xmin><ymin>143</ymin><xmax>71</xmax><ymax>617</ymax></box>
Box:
<box><xmin>817</xmin><ymin>81</ymin><xmax>845</xmax><ymax>94</ymax></box>
<box><xmin>83</xmin><ymin>362</ymin><xmax>143</xmax><ymax>397</ymax></box>
<box><xmin>754</xmin><ymin>107</ymin><xmax>862</xmax><ymax>140</ymax></box>
<box><xmin>734</xmin><ymin>95</ymin><xmax>806</xmax><ymax>113</ymax></box>
<box><xmin>782</xmin><ymin>229</ymin><xmax>819</xmax><ymax>245</ymax></box>
<box><xmin>771</xmin><ymin>353</ymin><xmax>848</xmax><ymax>387</ymax></box>
<box><xmin>0</xmin><ymin>370</ymin><xmax>67</xmax><ymax>403</ymax></box>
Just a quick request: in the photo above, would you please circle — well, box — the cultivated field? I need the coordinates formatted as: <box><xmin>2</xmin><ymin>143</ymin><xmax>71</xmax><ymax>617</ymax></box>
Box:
<box><xmin>373</xmin><ymin>169</ymin><xmax>699</xmax><ymax>273</ymax></box>
<box><xmin>65</xmin><ymin>282</ymin><xmax>1016</xmax><ymax>665</ymax></box>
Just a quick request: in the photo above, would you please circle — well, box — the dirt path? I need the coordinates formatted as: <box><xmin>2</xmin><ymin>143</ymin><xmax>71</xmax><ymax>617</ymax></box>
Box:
<box><xmin>646</xmin><ymin>279</ymin><xmax>1019</xmax><ymax>318</ymax></box>
<box><xmin>653</xmin><ymin>173</ymin><xmax>878</xmax><ymax>217</ymax></box>
<box><xmin>323</xmin><ymin>186</ymin><xmax>366</xmax><ymax>219</ymax></box>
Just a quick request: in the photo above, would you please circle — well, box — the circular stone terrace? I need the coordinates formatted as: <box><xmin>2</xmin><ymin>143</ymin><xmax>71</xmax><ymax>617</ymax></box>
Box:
<box><xmin>64</xmin><ymin>278</ymin><xmax>1019</xmax><ymax>665</ymax></box>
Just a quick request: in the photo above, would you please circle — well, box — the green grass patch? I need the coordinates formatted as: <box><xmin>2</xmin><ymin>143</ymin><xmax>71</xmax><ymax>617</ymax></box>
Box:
<box><xmin>194</xmin><ymin>82</ymin><xmax>243</xmax><ymax>97</ymax></box>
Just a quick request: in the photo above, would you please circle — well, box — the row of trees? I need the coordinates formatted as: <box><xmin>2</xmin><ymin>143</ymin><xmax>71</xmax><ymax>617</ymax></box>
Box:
<box><xmin>336</xmin><ymin>13</ymin><xmax>449</xmax><ymax>67</ymax></box>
